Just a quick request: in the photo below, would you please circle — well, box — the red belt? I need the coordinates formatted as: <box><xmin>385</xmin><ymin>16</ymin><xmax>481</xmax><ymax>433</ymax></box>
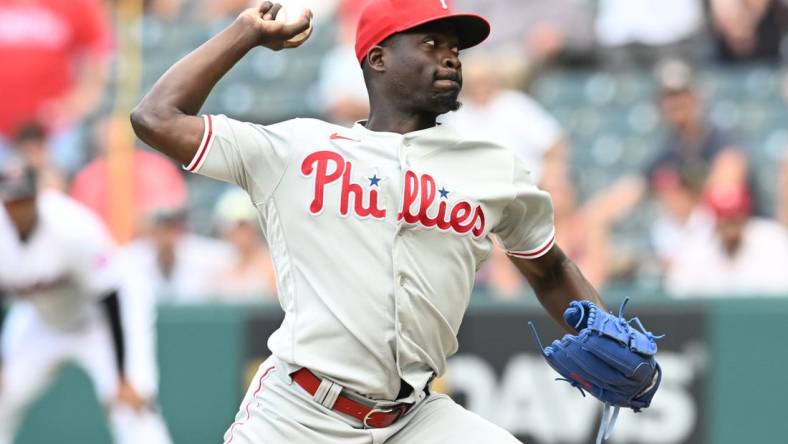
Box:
<box><xmin>291</xmin><ymin>368</ymin><xmax>412</xmax><ymax>428</ymax></box>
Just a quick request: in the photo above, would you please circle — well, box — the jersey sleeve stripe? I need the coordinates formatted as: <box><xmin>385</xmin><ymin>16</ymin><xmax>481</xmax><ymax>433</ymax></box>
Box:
<box><xmin>506</xmin><ymin>230</ymin><xmax>556</xmax><ymax>259</ymax></box>
<box><xmin>184</xmin><ymin>114</ymin><xmax>214</xmax><ymax>172</ymax></box>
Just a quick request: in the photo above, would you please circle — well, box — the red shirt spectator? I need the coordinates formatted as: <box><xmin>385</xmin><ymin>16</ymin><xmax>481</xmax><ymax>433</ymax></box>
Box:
<box><xmin>0</xmin><ymin>0</ymin><xmax>112</xmax><ymax>137</ymax></box>
<box><xmin>70</xmin><ymin>149</ymin><xmax>187</xmax><ymax>236</ymax></box>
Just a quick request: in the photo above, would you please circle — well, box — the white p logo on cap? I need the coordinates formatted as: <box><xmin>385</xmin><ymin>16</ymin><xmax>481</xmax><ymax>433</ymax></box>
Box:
<box><xmin>439</xmin><ymin>0</ymin><xmax>447</xmax><ymax>9</ymax></box>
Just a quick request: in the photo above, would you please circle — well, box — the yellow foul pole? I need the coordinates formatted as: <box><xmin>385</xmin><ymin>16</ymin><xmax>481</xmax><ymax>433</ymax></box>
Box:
<box><xmin>107</xmin><ymin>0</ymin><xmax>144</xmax><ymax>244</ymax></box>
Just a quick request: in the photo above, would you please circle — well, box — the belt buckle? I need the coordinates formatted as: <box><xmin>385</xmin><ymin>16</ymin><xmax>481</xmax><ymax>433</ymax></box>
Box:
<box><xmin>362</xmin><ymin>406</ymin><xmax>395</xmax><ymax>429</ymax></box>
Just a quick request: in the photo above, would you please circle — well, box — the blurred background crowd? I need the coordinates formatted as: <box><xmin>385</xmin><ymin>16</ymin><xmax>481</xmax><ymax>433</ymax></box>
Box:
<box><xmin>2</xmin><ymin>0</ymin><xmax>788</xmax><ymax>304</ymax></box>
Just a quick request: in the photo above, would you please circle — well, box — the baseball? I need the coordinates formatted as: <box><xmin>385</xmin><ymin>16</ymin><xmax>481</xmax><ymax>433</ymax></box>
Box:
<box><xmin>275</xmin><ymin>3</ymin><xmax>313</xmax><ymax>45</ymax></box>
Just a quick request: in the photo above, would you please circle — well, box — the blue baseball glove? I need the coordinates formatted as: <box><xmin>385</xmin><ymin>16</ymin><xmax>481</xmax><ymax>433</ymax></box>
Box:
<box><xmin>529</xmin><ymin>298</ymin><xmax>663</xmax><ymax>444</ymax></box>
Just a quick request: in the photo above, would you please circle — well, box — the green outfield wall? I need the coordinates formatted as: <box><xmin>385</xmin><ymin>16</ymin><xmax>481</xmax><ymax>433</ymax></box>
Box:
<box><xmin>15</xmin><ymin>296</ymin><xmax>788</xmax><ymax>444</ymax></box>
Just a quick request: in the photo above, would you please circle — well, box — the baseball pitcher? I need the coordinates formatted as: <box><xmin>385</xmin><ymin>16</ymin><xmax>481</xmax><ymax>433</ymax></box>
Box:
<box><xmin>131</xmin><ymin>1</ymin><xmax>662</xmax><ymax>442</ymax></box>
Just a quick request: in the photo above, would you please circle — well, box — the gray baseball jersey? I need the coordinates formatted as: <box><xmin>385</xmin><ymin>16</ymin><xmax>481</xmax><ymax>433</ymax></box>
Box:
<box><xmin>186</xmin><ymin>114</ymin><xmax>555</xmax><ymax>400</ymax></box>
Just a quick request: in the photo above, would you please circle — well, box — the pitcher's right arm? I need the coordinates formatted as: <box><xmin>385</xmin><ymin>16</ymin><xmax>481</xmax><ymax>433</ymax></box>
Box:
<box><xmin>130</xmin><ymin>2</ymin><xmax>312</xmax><ymax>165</ymax></box>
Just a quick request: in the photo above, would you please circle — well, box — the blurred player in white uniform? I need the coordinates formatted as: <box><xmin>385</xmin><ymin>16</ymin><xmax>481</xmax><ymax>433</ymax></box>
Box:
<box><xmin>0</xmin><ymin>158</ymin><xmax>172</xmax><ymax>444</ymax></box>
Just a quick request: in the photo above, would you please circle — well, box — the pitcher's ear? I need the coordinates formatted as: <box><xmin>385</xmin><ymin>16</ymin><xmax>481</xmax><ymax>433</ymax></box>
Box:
<box><xmin>366</xmin><ymin>46</ymin><xmax>386</xmax><ymax>73</ymax></box>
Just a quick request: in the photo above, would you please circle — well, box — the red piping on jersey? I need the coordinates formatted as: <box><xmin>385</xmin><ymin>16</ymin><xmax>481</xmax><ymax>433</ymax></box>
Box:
<box><xmin>224</xmin><ymin>365</ymin><xmax>276</xmax><ymax>444</ymax></box>
<box><xmin>188</xmin><ymin>115</ymin><xmax>213</xmax><ymax>172</ymax></box>
<box><xmin>507</xmin><ymin>232</ymin><xmax>556</xmax><ymax>259</ymax></box>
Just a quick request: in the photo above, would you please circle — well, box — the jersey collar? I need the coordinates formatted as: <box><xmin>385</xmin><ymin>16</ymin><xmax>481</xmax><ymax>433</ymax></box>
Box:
<box><xmin>351</xmin><ymin>121</ymin><xmax>460</xmax><ymax>154</ymax></box>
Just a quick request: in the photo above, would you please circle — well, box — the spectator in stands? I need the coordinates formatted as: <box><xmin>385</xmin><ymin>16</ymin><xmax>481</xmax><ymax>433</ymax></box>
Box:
<box><xmin>649</xmin><ymin>167</ymin><xmax>715</xmax><ymax>269</ymax></box>
<box><xmin>144</xmin><ymin>0</ymin><xmax>184</xmax><ymax>19</ymax></box>
<box><xmin>316</xmin><ymin>0</ymin><xmax>369</xmax><ymax>125</ymax></box>
<box><xmin>455</xmin><ymin>0</ymin><xmax>594</xmax><ymax>85</ymax></box>
<box><xmin>120</xmin><ymin>207</ymin><xmax>234</xmax><ymax>303</ymax></box>
<box><xmin>478</xmin><ymin>172</ymin><xmax>621</xmax><ymax>299</ymax></box>
<box><xmin>710</xmin><ymin>0</ymin><xmax>788</xmax><ymax>62</ymax></box>
<box><xmin>10</xmin><ymin>122</ymin><xmax>66</xmax><ymax>191</ymax></box>
<box><xmin>779</xmin><ymin>150</ymin><xmax>788</xmax><ymax>227</ymax></box>
<box><xmin>71</xmin><ymin>118</ymin><xmax>187</xmax><ymax>238</ymax></box>
<box><xmin>594</xmin><ymin>60</ymin><xmax>750</xmax><ymax>272</ymax></box>
<box><xmin>543</xmin><ymin>173</ymin><xmax>620</xmax><ymax>288</ymax></box>
<box><xmin>595</xmin><ymin>0</ymin><xmax>705</xmax><ymax>69</ymax></box>
<box><xmin>440</xmin><ymin>52</ymin><xmax>568</xmax><ymax>187</ymax></box>
<box><xmin>200</xmin><ymin>0</ymin><xmax>250</xmax><ymax>20</ymax></box>
<box><xmin>666</xmin><ymin>184</ymin><xmax>788</xmax><ymax>297</ymax></box>
<box><xmin>0</xmin><ymin>0</ymin><xmax>112</xmax><ymax>173</ymax></box>
<box><xmin>210</xmin><ymin>187</ymin><xmax>277</xmax><ymax>302</ymax></box>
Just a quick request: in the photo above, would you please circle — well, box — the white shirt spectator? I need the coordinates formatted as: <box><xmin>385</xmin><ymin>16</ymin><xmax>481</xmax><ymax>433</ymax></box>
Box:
<box><xmin>316</xmin><ymin>43</ymin><xmax>369</xmax><ymax>125</ymax></box>
<box><xmin>210</xmin><ymin>187</ymin><xmax>277</xmax><ymax>302</ymax></box>
<box><xmin>441</xmin><ymin>90</ymin><xmax>562</xmax><ymax>182</ymax></box>
<box><xmin>651</xmin><ymin>205</ymin><xmax>715</xmax><ymax>266</ymax></box>
<box><xmin>666</xmin><ymin>218</ymin><xmax>788</xmax><ymax>297</ymax></box>
<box><xmin>595</xmin><ymin>0</ymin><xmax>703</xmax><ymax>46</ymax></box>
<box><xmin>121</xmin><ymin>234</ymin><xmax>234</xmax><ymax>304</ymax></box>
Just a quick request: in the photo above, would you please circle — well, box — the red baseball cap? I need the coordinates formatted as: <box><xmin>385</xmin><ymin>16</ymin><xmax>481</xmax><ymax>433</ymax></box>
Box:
<box><xmin>355</xmin><ymin>0</ymin><xmax>491</xmax><ymax>64</ymax></box>
<box><xmin>705</xmin><ymin>183</ymin><xmax>752</xmax><ymax>219</ymax></box>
